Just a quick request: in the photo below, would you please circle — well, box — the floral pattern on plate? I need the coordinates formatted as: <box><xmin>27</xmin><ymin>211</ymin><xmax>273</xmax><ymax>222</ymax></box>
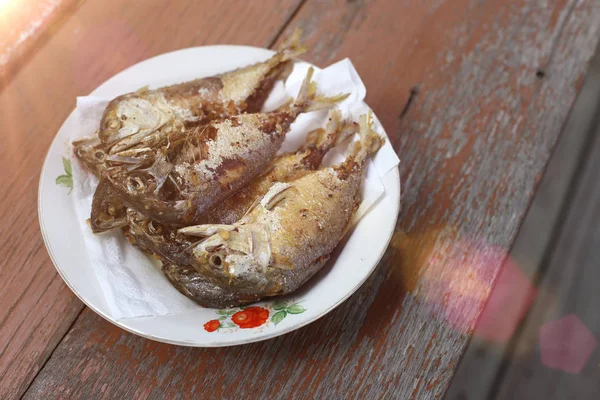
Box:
<box><xmin>204</xmin><ymin>301</ymin><xmax>306</xmax><ymax>333</ymax></box>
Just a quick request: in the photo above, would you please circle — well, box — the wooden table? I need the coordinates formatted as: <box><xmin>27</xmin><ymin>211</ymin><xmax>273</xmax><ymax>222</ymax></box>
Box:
<box><xmin>1</xmin><ymin>1</ymin><xmax>599</xmax><ymax>398</ymax></box>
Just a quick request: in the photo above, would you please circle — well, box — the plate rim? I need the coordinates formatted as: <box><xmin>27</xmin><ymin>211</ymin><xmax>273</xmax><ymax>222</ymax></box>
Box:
<box><xmin>38</xmin><ymin>44</ymin><xmax>401</xmax><ymax>347</ymax></box>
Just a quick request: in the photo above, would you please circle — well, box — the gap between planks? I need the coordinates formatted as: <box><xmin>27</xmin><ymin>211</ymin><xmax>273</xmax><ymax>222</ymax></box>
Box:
<box><xmin>445</xmin><ymin>43</ymin><xmax>600</xmax><ymax>400</ymax></box>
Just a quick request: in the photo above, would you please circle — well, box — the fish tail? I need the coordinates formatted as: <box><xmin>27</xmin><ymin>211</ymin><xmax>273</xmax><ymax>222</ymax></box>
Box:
<box><xmin>354</xmin><ymin>111</ymin><xmax>384</xmax><ymax>165</ymax></box>
<box><xmin>278</xmin><ymin>28</ymin><xmax>308</xmax><ymax>61</ymax></box>
<box><xmin>292</xmin><ymin>67</ymin><xmax>350</xmax><ymax>112</ymax></box>
<box><xmin>305</xmin><ymin>109</ymin><xmax>342</xmax><ymax>149</ymax></box>
<box><xmin>308</xmin><ymin>109</ymin><xmax>357</xmax><ymax>150</ymax></box>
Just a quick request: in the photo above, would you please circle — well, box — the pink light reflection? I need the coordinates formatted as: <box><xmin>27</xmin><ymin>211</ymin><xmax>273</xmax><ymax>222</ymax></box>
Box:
<box><xmin>393</xmin><ymin>228</ymin><xmax>536</xmax><ymax>340</ymax></box>
<box><xmin>539</xmin><ymin>314</ymin><xmax>597</xmax><ymax>374</ymax></box>
<box><xmin>474</xmin><ymin>256</ymin><xmax>536</xmax><ymax>343</ymax></box>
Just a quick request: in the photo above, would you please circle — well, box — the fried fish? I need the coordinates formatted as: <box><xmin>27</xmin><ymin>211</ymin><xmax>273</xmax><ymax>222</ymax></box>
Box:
<box><xmin>104</xmin><ymin>67</ymin><xmax>348</xmax><ymax>226</ymax></box>
<box><xmin>74</xmin><ymin>29</ymin><xmax>305</xmax><ymax>177</ymax></box>
<box><xmin>121</xmin><ymin>111</ymin><xmax>353</xmax><ymax>263</ymax></box>
<box><xmin>178</xmin><ymin>112</ymin><xmax>382</xmax><ymax>303</ymax></box>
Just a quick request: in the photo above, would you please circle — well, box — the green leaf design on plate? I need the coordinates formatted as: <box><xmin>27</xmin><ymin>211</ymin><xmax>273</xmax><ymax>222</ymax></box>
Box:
<box><xmin>56</xmin><ymin>156</ymin><xmax>73</xmax><ymax>193</ymax></box>
<box><xmin>271</xmin><ymin>310</ymin><xmax>287</xmax><ymax>325</ymax></box>
<box><xmin>286</xmin><ymin>304</ymin><xmax>306</xmax><ymax>314</ymax></box>
<box><xmin>62</xmin><ymin>157</ymin><xmax>72</xmax><ymax>176</ymax></box>
<box><xmin>217</xmin><ymin>316</ymin><xmax>227</xmax><ymax>321</ymax></box>
<box><xmin>56</xmin><ymin>175</ymin><xmax>73</xmax><ymax>193</ymax></box>
<box><xmin>224</xmin><ymin>322</ymin><xmax>236</xmax><ymax>328</ymax></box>
<box><xmin>272</xmin><ymin>300</ymin><xmax>288</xmax><ymax>311</ymax></box>
<box><xmin>216</xmin><ymin>309</ymin><xmax>236</xmax><ymax>316</ymax></box>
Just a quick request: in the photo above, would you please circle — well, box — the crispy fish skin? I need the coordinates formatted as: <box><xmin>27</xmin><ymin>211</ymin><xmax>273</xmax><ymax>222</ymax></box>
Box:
<box><xmin>204</xmin><ymin>109</ymin><xmax>356</xmax><ymax>224</ymax></box>
<box><xmin>163</xmin><ymin>263</ymin><xmax>259</xmax><ymax>308</ymax></box>
<box><xmin>179</xmin><ymin>113</ymin><xmax>383</xmax><ymax>302</ymax></box>
<box><xmin>105</xmin><ymin>68</ymin><xmax>349</xmax><ymax>227</ymax></box>
<box><xmin>97</xmin><ymin>30</ymin><xmax>306</xmax><ymax>154</ymax></box>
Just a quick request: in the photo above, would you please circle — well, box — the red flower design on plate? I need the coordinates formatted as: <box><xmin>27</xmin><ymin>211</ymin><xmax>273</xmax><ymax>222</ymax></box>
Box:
<box><xmin>204</xmin><ymin>319</ymin><xmax>221</xmax><ymax>332</ymax></box>
<box><xmin>231</xmin><ymin>307</ymin><xmax>269</xmax><ymax>329</ymax></box>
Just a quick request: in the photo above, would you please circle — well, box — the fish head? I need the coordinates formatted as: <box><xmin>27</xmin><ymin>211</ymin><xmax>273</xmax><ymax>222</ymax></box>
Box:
<box><xmin>106</xmin><ymin>152</ymin><xmax>173</xmax><ymax>198</ymax></box>
<box><xmin>90</xmin><ymin>179</ymin><xmax>127</xmax><ymax>232</ymax></box>
<box><xmin>179</xmin><ymin>224</ymin><xmax>272</xmax><ymax>285</ymax></box>
<box><xmin>127</xmin><ymin>209</ymin><xmax>168</xmax><ymax>239</ymax></box>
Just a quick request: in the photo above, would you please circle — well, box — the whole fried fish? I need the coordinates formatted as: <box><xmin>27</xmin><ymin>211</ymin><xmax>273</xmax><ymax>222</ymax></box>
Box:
<box><xmin>178</xmin><ymin>113</ymin><xmax>383</xmax><ymax>302</ymax></box>
<box><xmin>104</xmin><ymin>67</ymin><xmax>348</xmax><ymax>226</ymax></box>
<box><xmin>98</xmin><ymin>30</ymin><xmax>305</xmax><ymax>155</ymax></box>
<box><xmin>73</xmin><ymin>29</ymin><xmax>305</xmax><ymax>176</ymax></box>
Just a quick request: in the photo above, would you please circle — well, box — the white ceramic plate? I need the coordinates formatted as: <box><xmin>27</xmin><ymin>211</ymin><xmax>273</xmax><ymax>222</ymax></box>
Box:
<box><xmin>38</xmin><ymin>46</ymin><xmax>400</xmax><ymax>347</ymax></box>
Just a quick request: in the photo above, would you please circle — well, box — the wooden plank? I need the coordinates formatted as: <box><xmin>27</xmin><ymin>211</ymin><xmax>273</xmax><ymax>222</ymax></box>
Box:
<box><xmin>0</xmin><ymin>1</ymin><xmax>302</xmax><ymax>399</ymax></box>
<box><xmin>492</xmin><ymin>108</ymin><xmax>600</xmax><ymax>399</ymax></box>
<box><xmin>446</xmin><ymin>46</ymin><xmax>600</xmax><ymax>400</ymax></box>
<box><xmin>21</xmin><ymin>0</ymin><xmax>600</xmax><ymax>399</ymax></box>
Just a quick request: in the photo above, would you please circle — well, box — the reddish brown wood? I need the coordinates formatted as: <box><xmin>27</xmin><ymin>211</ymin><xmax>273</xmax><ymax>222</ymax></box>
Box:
<box><xmin>0</xmin><ymin>1</ymin><xmax>302</xmax><ymax>399</ymax></box>
<box><xmin>0</xmin><ymin>0</ymin><xmax>81</xmax><ymax>80</ymax></box>
<box><xmin>8</xmin><ymin>0</ymin><xmax>600</xmax><ymax>398</ymax></box>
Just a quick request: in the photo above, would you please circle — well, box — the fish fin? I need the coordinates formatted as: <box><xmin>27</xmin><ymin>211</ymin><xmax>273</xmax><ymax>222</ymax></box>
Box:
<box><xmin>303</xmin><ymin>109</ymin><xmax>344</xmax><ymax>149</ymax></box>
<box><xmin>179</xmin><ymin>224</ymin><xmax>235</xmax><ymax>237</ymax></box>
<box><xmin>241</xmin><ymin>197</ymin><xmax>262</xmax><ymax>219</ymax></box>
<box><xmin>304</xmin><ymin>128</ymin><xmax>326</xmax><ymax>148</ymax></box>
<box><xmin>277</xmin><ymin>60</ymin><xmax>295</xmax><ymax>83</ymax></box>
<box><xmin>278</xmin><ymin>28</ymin><xmax>308</xmax><ymax>61</ymax></box>
<box><xmin>346</xmin><ymin>110</ymin><xmax>384</xmax><ymax>166</ymax></box>
<box><xmin>300</xmin><ymin>110</ymin><xmax>358</xmax><ymax>168</ymax></box>
<box><xmin>135</xmin><ymin>85</ymin><xmax>150</xmax><ymax>94</ymax></box>
<box><xmin>356</xmin><ymin>110</ymin><xmax>384</xmax><ymax>163</ymax></box>
<box><xmin>336</xmin><ymin>120</ymin><xmax>360</xmax><ymax>146</ymax></box>
<box><xmin>260</xmin><ymin>182</ymin><xmax>293</xmax><ymax>210</ymax></box>
<box><xmin>333</xmin><ymin>111</ymin><xmax>383</xmax><ymax>177</ymax></box>
<box><xmin>293</xmin><ymin>68</ymin><xmax>350</xmax><ymax>112</ymax></box>
<box><xmin>269</xmin><ymin>253</ymin><xmax>295</xmax><ymax>270</ymax></box>
<box><xmin>274</xmin><ymin>97</ymin><xmax>294</xmax><ymax>112</ymax></box>
<box><xmin>304</xmin><ymin>93</ymin><xmax>350</xmax><ymax>112</ymax></box>
<box><xmin>293</xmin><ymin>67</ymin><xmax>315</xmax><ymax>108</ymax></box>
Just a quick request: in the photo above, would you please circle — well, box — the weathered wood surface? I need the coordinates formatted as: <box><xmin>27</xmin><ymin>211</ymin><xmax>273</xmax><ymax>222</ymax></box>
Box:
<box><xmin>446</xmin><ymin>45</ymin><xmax>600</xmax><ymax>400</ymax></box>
<box><xmin>0</xmin><ymin>1</ymin><xmax>302</xmax><ymax>399</ymax></box>
<box><xmin>492</xmin><ymin>103</ymin><xmax>600</xmax><ymax>400</ymax></box>
<box><xmin>15</xmin><ymin>0</ymin><xmax>600</xmax><ymax>399</ymax></box>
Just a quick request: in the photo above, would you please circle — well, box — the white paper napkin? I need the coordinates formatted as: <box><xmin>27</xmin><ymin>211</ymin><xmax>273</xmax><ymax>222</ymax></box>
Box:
<box><xmin>70</xmin><ymin>58</ymin><xmax>400</xmax><ymax>320</ymax></box>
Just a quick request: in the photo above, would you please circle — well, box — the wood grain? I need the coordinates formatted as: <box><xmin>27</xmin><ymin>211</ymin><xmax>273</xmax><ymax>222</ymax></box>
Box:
<box><xmin>492</xmin><ymin>104</ymin><xmax>600</xmax><ymax>400</ymax></box>
<box><xmin>0</xmin><ymin>1</ymin><xmax>302</xmax><ymax>399</ymax></box>
<box><xmin>446</xmin><ymin>45</ymin><xmax>600</xmax><ymax>400</ymax></box>
<box><xmin>19</xmin><ymin>0</ymin><xmax>600</xmax><ymax>399</ymax></box>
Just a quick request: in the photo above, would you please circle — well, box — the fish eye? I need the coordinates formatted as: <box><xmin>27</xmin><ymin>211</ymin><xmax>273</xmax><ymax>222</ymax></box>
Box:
<box><xmin>94</xmin><ymin>151</ymin><xmax>105</xmax><ymax>160</ymax></box>
<box><xmin>209</xmin><ymin>254</ymin><xmax>223</xmax><ymax>268</ymax></box>
<box><xmin>106</xmin><ymin>203</ymin><xmax>117</xmax><ymax>216</ymax></box>
<box><xmin>106</xmin><ymin>118</ymin><xmax>121</xmax><ymax>130</ymax></box>
<box><xmin>127</xmin><ymin>175</ymin><xmax>147</xmax><ymax>191</ymax></box>
<box><xmin>147</xmin><ymin>220</ymin><xmax>164</xmax><ymax>235</ymax></box>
